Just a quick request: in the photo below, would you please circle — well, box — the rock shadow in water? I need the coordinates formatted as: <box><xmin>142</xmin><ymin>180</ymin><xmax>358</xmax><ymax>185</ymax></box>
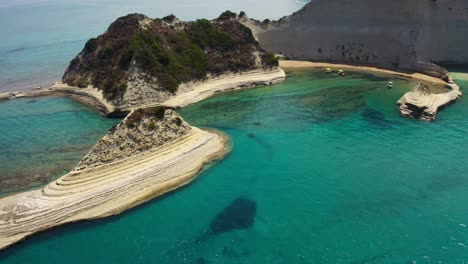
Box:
<box><xmin>361</xmin><ymin>108</ymin><xmax>401</xmax><ymax>129</ymax></box>
<box><xmin>208</xmin><ymin>197</ymin><xmax>257</xmax><ymax>236</ymax></box>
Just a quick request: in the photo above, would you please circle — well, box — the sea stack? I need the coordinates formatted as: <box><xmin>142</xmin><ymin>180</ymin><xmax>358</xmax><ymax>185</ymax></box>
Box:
<box><xmin>397</xmin><ymin>82</ymin><xmax>462</xmax><ymax>121</ymax></box>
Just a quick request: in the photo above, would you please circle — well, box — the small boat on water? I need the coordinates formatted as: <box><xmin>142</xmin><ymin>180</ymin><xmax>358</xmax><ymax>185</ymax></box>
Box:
<box><xmin>387</xmin><ymin>81</ymin><xmax>393</xmax><ymax>88</ymax></box>
<box><xmin>337</xmin><ymin>69</ymin><xmax>346</xmax><ymax>76</ymax></box>
<box><xmin>325</xmin><ymin>67</ymin><xmax>332</xmax><ymax>73</ymax></box>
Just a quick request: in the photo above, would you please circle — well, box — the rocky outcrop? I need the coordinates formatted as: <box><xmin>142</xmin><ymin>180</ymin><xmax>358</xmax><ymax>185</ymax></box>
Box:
<box><xmin>77</xmin><ymin>107</ymin><xmax>191</xmax><ymax>169</ymax></box>
<box><xmin>397</xmin><ymin>82</ymin><xmax>461</xmax><ymax>121</ymax></box>
<box><xmin>62</xmin><ymin>13</ymin><xmax>282</xmax><ymax>114</ymax></box>
<box><xmin>242</xmin><ymin>0</ymin><xmax>468</xmax><ymax>78</ymax></box>
<box><xmin>0</xmin><ymin>109</ymin><xmax>228</xmax><ymax>250</ymax></box>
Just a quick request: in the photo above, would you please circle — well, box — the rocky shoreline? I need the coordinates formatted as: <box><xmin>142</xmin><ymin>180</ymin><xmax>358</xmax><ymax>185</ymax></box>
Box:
<box><xmin>0</xmin><ymin>108</ymin><xmax>229</xmax><ymax>250</ymax></box>
<box><xmin>0</xmin><ymin>66</ymin><xmax>283</xmax><ymax>249</ymax></box>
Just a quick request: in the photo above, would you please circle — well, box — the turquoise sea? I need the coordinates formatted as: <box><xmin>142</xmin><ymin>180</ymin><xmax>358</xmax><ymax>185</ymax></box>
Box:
<box><xmin>2</xmin><ymin>1</ymin><xmax>468</xmax><ymax>263</ymax></box>
<box><xmin>0</xmin><ymin>96</ymin><xmax>119</xmax><ymax>196</ymax></box>
<box><xmin>0</xmin><ymin>69</ymin><xmax>467</xmax><ymax>263</ymax></box>
<box><xmin>0</xmin><ymin>0</ymin><xmax>306</xmax><ymax>92</ymax></box>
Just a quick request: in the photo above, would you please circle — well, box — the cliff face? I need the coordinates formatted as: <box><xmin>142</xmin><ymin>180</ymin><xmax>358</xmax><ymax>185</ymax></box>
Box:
<box><xmin>243</xmin><ymin>0</ymin><xmax>468</xmax><ymax>78</ymax></box>
<box><xmin>63</xmin><ymin>13</ymin><xmax>278</xmax><ymax>109</ymax></box>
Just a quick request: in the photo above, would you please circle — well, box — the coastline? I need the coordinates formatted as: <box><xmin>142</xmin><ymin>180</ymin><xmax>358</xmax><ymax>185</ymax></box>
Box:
<box><xmin>0</xmin><ymin>68</ymin><xmax>285</xmax><ymax>117</ymax></box>
<box><xmin>0</xmin><ymin>67</ymin><xmax>284</xmax><ymax>249</ymax></box>
<box><xmin>279</xmin><ymin>60</ymin><xmax>462</xmax><ymax>120</ymax></box>
<box><xmin>0</xmin><ymin>126</ymin><xmax>229</xmax><ymax>250</ymax></box>
<box><xmin>163</xmin><ymin>68</ymin><xmax>286</xmax><ymax>108</ymax></box>
<box><xmin>279</xmin><ymin>60</ymin><xmax>450</xmax><ymax>86</ymax></box>
<box><xmin>0</xmin><ymin>59</ymin><xmax>461</xmax><ymax>249</ymax></box>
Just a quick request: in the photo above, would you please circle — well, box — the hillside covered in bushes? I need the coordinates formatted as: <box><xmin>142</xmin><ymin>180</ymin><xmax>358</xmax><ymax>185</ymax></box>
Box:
<box><xmin>63</xmin><ymin>12</ymin><xmax>278</xmax><ymax>101</ymax></box>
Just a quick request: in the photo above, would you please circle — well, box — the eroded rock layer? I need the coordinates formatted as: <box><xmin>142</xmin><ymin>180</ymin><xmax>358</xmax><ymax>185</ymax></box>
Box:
<box><xmin>397</xmin><ymin>82</ymin><xmax>461</xmax><ymax>121</ymax></box>
<box><xmin>0</xmin><ymin>109</ymin><xmax>228</xmax><ymax>249</ymax></box>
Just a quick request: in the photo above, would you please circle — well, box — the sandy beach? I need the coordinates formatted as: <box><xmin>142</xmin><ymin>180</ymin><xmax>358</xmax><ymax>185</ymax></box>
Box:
<box><xmin>163</xmin><ymin>68</ymin><xmax>286</xmax><ymax>108</ymax></box>
<box><xmin>279</xmin><ymin>60</ymin><xmax>450</xmax><ymax>86</ymax></box>
<box><xmin>279</xmin><ymin>60</ymin><xmax>462</xmax><ymax>120</ymax></box>
<box><xmin>0</xmin><ymin>126</ymin><xmax>228</xmax><ymax>250</ymax></box>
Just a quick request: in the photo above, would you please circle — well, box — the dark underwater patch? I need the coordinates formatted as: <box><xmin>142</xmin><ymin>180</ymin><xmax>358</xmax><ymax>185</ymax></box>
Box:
<box><xmin>298</xmin><ymin>85</ymin><xmax>375</xmax><ymax>121</ymax></box>
<box><xmin>208</xmin><ymin>197</ymin><xmax>257</xmax><ymax>235</ymax></box>
<box><xmin>361</xmin><ymin>108</ymin><xmax>401</xmax><ymax>129</ymax></box>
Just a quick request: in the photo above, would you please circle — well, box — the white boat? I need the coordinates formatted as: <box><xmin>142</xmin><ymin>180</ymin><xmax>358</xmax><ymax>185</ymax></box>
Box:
<box><xmin>387</xmin><ymin>81</ymin><xmax>393</xmax><ymax>88</ymax></box>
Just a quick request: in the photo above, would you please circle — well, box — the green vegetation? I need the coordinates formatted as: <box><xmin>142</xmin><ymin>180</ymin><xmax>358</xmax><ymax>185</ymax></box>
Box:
<box><xmin>84</xmin><ymin>38</ymin><xmax>98</xmax><ymax>53</ymax></box>
<box><xmin>125</xmin><ymin>29</ymin><xmax>210</xmax><ymax>93</ymax></box>
<box><xmin>63</xmin><ymin>13</ymin><xmax>275</xmax><ymax>100</ymax></box>
<box><xmin>265</xmin><ymin>52</ymin><xmax>279</xmax><ymax>65</ymax></box>
<box><xmin>190</xmin><ymin>19</ymin><xmax>234</xmax><ymax>49</ymax></box>
<box><xmin>76</xmin><ymin>77</ymin><xmax>89</xmax><ymax>88</ymax></box>
<box><xmin>147</xmin><ymin>122</ymin><xmax>156</xmax><ymax>130</ymax></box>
<box><xmin>163</xmin><ymin>14</ymin><xmax>176</xmax><ymax>22</ymax></box>
<box><xmin>239</xmin><ymin>11</ymin><xmax>246</xmax><ymax>18</ymax></box>
<box><xmin>218</xmin><ymin>10</ymin><xmax>237</xmax><ymax>20</ymax></box>
<box><xmin>153</xmin><ymin>106</ymin><xmax>166</xmax><ymax>119</ymax></box>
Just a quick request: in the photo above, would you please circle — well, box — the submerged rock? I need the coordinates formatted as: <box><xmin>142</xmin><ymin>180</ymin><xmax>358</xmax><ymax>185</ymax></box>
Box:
<box><xmin>208</xmin><ymin>197</ymin><xmax>256</xmax><ymax>235</ymax></box>
<box><xmin>396</xmin><ymin>82</ymin><xmax>461</xmax><ymax>121</ymax></box>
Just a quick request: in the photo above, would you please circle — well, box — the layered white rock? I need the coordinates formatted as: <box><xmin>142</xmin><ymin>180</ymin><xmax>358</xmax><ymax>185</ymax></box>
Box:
<box><xmin>0</xmin><ymin>109</ymin><xmax>228</xmax><ymax>249</ymax></box>
<box><xmin>397</xmin><ymin>82</ymin><xmax>462</xmax><ymax>121</ymax></box>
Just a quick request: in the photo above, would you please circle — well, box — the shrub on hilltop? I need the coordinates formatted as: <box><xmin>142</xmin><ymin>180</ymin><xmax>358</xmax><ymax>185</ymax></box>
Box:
<box><xmin>63</xmin><ymin>13</ymin><xmax>277</xmax><ymax>101</ymax></box>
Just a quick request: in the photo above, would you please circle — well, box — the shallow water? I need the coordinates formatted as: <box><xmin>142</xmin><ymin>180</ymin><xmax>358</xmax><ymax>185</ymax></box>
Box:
<box><xmin>1</xmin><ymin>69</ymin><xmax>467</xmax><ymax>263</ymax></box>
<box><xmin>0</xmin><ymin>96</ymin><xmax>119</xmax><ymax>196</ymax></box>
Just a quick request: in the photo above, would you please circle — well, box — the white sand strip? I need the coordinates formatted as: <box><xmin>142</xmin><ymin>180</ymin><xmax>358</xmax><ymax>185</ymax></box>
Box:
<box><xmin>279</xmin><ymin>60</ymin><xmax>449</xmax><ymax>85</ymax></box>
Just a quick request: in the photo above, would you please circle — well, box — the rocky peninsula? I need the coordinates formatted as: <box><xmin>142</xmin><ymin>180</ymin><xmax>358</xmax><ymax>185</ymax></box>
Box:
<box><xmin>61</xmin><ymin>13</ymin><xmax>284</xmax><ymax>116</ymax></box>
<box><xmin>0</xmin><ymin>108</ymin><xmax>228</xmax><ymax>249</ymax></box>
<box><xmin>0</xmin><ymin>4</ymin><xmax>465</xmax><ymax>249</ymax></box>
<box><xmin>0</xmin><ymin>12</ymin><xmax>283</xmax><ymax>249</ymax></box>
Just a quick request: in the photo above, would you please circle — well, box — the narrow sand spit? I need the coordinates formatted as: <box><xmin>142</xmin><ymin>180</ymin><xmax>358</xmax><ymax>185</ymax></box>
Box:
<box><xmin>0</xmin><ymin>68</ymin><xmax>285</xmax><ymax>116</ymax></box>
<box><xmin>0</xmin><ymin>127</ymin><xmax>228</xmax><ymax>250</ymax></box>
<box><xmin>162</xmin><ymin>68</ymin><xmax>286</xmax><ymax>108</ymax></box>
